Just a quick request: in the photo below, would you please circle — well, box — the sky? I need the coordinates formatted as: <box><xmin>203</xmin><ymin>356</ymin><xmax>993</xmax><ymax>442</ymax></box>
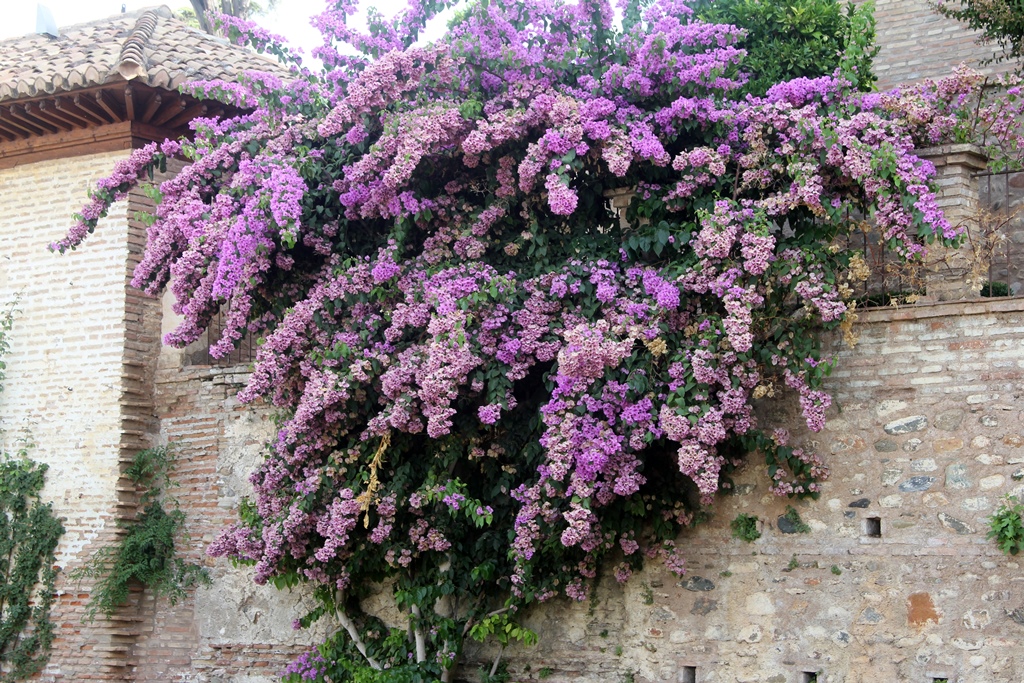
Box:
<box><xmin>0</xmin><ymin>1</ymin><xmax>460</xmax><ymax>56</ymax></box>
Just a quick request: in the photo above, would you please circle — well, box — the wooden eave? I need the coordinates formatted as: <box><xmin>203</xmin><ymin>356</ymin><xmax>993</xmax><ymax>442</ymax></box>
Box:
<box><xmin>0</xmin><ymin>82</ymin><xmax>235</xmax><ymax>169</ymax></box>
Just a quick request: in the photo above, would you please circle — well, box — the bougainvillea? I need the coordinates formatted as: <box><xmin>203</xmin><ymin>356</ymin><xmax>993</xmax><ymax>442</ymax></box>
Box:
<box><xmin>57</xmin><ymin>0</ymin><xmax>1024</xmax><ymax>679</ymax></box>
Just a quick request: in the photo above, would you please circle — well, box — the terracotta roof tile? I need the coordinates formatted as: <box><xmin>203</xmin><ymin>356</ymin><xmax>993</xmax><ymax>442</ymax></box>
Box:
<box><xmin>0</xmin><ymin>5</ymin><xmax>287</xmax><ymax>103</ymax></box>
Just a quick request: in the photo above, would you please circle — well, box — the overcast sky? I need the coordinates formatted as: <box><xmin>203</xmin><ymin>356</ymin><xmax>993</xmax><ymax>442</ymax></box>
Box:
<box><xmin>0</xmin><ymin>1</ymin><xmax>459</xmax><ymax>57</ymax></box>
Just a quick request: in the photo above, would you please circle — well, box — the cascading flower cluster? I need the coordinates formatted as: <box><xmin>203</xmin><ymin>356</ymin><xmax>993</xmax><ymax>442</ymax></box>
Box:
<box><xmin>59</xmin><ymin>0</ymin><xmax>1023</xmax><ymax>679</ymax></box>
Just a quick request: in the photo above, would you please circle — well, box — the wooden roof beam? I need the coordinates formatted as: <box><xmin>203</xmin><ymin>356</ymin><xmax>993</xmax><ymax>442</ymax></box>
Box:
<box><xmin>95</xmin><ymin>90</ymin><xmax>124</xmax><ymax>122</ymax></box>
<box><xmin>124</xmin><ymin>84</ymin><xmax>136</xmax><ymax>121</ymax></box>
<box><xmin>73</xmin><ymin>93</ymin><xmax>113</xmax><ymax>125</ymax></box>
<box><xmin>151</xmin><ymin>98</ymin><xmax>187</xmax><ymax>127</ymax></box>
<box><xmin>24</xmin><ymin>102</ymin><xmax>75</xmax><ymax>133</ymax></box>
<box><xmin>0</xmin><ymin>107</ymin><xmax>46</xmax><ymax>136</ymax></box>
<box><xmin>53</xmin><ymin>98</ymin><xmax>94</xmax><ymax>127</ymax></box>
<box><xmin>140</xmin><ymin>93</ymin><xmax>162</xmax><ymax>124</ymax></box>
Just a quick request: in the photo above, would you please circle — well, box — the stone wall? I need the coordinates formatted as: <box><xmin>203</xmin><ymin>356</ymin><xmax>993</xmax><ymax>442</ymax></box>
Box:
<box><xmin>465</xmin><ymin>298</ymin><xmax>1024</xmax><ymax>683</ymax></box>
<box><xmin>134</xmin><ymin>276</ymin><xmax>1024</xmax><ymax>683</ymax></box>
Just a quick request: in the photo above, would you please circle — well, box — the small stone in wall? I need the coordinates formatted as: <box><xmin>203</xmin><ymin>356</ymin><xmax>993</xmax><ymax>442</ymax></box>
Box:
<box><xmin>745</xmin><ymin>592</ymin><xmax>775</xmax><ymax>616</ymax></box>
<box><xmin>967</xmin><ymin>393</ymin><xmax>999</xmax><ymax>405</ymax></box>
<box><xmin>876</xmin><ymin>399</ymin><xmax>909</xmax><ymax>418</ymax></box>
<box><xmin>884</xmin><ymin>415</ymin><xmax>928</xmax><ymax>435</ymax></box>
<box><xmin>1012</xmin><ymin>468</ymin><xmax>1024</xmax><ymax>481</ymax></box>
<box><xmin>911</xmin><ymin>458</ymin><xmax>937</xmax><ymax>472</ymax></box>
<box><xmin>923</xmin><ymin>492</ymin><xmax>950</xmax><ymax>508</ymax></box>
<box><xmin>981</xmin><ymin>415</ymin><xmax>999</xmax><ymax>427</ymax></box>
<box><xmin>690</xmin><ymin>597</ymin><xmax>717</xmax><ymax>616</ymax></box>
<box><xmin>962</xmin><ymin>609</ymin><xmax>991</xmax><ymax>630</ymax></box>
<box><xmin>972</xmin><ymin>436</ymin><xmax>992</xmax><ymax>448</ymax></box>
<box><xmin>736</xmin><ymin>624</ymin><xmax>762</xmax><ymax>643</ymax></box>
<box><xmin>952</xmin><ymin>637</ymin><xmax>984</xmax><ymax>651</ymax></box>
<box><xmin>903</xmin><ymin>438</ymin><xmax>923</xmax><ymax>453</ymax></box>
<box><xmin>1010</xmin><ymin>456</ymin><xmax>1024</xmax><ymax>465</ymax></box>
<box><xmin>937</xmin><ymin>512</ymin><xmax>975</xmax><ymax>535</ymax></box>
<box><xmin>945</xmin><ymin>463</ymin><xmax>971</xmax><ymax>490</ymax></box>
<box><xmin>979</xmin><ymin>474</ymin><xmax>1005</xmax><ymax>490</ymax></box>
<box><xmin>899</xmin><ymin>476</ymin><xmax>936</xmax><ymax>492</ymax></box>
<box><xmin>874</xmin><ymin>439</ymin><xmax>898</xmax><ymax>452</ymax></box>
<box><xmin>1003</xmin><ymin>434</ymin><xmax>1024</xmax><ymax>447</ymax></box>
<box><xmin>933</xmin><ymin>437</ymin><xmax>964</xmax><ymax>453</ymax></box>
<box><xmin>681</xmin><ymin>576</ymin><xmax>715</xmax><ymax>592</ymax></box>
<box><xmin>1009</xmin><ymin>607</ymin><xmax>1024</xmax><ymax>626</ymax></box>
<box><xmin>934</xmin><ymin>409</ymin><xmax>965</xmax><ymax>431</ymax></box>
<box><xmin>882</xmin><ymin>468</ymin><xmax>903</xmax><ymax>486</ymax></box>
<box><xmin>962</xmin><ymin>497</ymin><xmax>991</xmax><ymax>511</ymax></box>
<box><xmin>858</xmin><ymin>607</ymin><xmax>884</xmax><ymax>624</ymax></box>
<box><xmin>976</xmin><ymin>454</ymin><xmax>1003</xmax><ymax>465</ymax></box>
<box><xmin>849</xmin><ymin>498</ymin><xmax>871</xmax><ymax>508</ymax></box>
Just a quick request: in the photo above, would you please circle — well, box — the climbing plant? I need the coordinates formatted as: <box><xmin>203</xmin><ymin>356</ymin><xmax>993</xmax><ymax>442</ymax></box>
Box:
<box><xmin>0</xmin><ymin>303</ymin><xmax>65</xmax><ymax>681</ymax></box>
<box><xmin>987</xmin><ymin>495</ymin><xmax>1024</xmax><ymax>556</ymax></box>
<box><xmin>72</xmin><ymin>446</ymin><xmax>210</xmax><ymax>622</ymax></box>
<box><xmin>56</xmin><ymin>0</ymin><xmax>1024</xmax><ymax>679</ymax></box>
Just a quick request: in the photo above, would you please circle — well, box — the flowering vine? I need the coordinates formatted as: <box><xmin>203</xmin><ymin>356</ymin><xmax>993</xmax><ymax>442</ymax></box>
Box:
<box><xmin>58</xmin><ymin>0</ymin><xmax>1024</xmax><ymax>679</ymax></box>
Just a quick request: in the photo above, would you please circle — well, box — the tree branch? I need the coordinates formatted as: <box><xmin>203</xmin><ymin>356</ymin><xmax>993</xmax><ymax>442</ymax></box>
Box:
<box><xmin>489</xmin><ymin>644</ymin><xmax>505</xmax><ymax>678</ymax></box>
<box><xmin>337</xmin><ymin>607</ymin><xmax>383</xmax><ymax>670</ymax></box>
<box><xmin>411</xmin><ymin>604</ymin><xmax>427</xmax><ymax>663</ymax></box>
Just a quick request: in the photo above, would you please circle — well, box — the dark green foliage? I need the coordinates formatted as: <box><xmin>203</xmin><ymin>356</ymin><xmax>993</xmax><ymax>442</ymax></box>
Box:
<box><xmin>987</xmin><ymin>496</ymin><xmax>1024</xmax><ymax>555</ymax></box>
<box><xmin>0</xmin><ymin>299</ymin><xmax>16</xmax><ymax>393</ymax></box>
<box><xmin>730</xmin><ymin>513</ymin><xmax>761</xmax><ymax>542</ymax></box>
<box><xmin>691</xmin><ymin>0</ymin><xmax>878</xmax><ymax>95</ymax></box>
<box><xmin>934</xmin><ymin>0</ymin><xmax>1024</xmax><ymax>68</ymax></box>
<box><xmin>0</xmin><ymin>458</ymin><xmax>64</xmax><ymax>681</ymax></box>
<box><xmin>73</xmin><ymin>447</ymin><xmax>210</xmax><ymax>621</ymax></box>
<box><xmin>981</xmin><ymin>281</ymin><xmax>1010</xmax><ymax>297</ymax></box>
<box><xmin>0</xmin><ymin>302</ymin><xmax>65</xmax><ymax>681</ymax></box>
<box><xmin>783</xmin><ymin>505</ymin><xmax>812</xmax><ymax>533</ymax></box>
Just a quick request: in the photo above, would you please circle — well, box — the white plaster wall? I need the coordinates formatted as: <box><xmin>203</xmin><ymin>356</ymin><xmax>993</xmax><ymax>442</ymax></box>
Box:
<box><xmin>0</xmin><ymin>151</ymin><xmax>129</xmax><ymax>566</ymax></box>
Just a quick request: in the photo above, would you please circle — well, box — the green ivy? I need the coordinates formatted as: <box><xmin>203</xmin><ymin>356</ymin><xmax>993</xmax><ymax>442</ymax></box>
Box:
<box><xmin>987</xmin><ymin>496</ymin><xmax>1024</xmax><ymax>556</ymax></box>
<box><xmin>730</xmin><ymin>513</ymin><xmax>761</xmax><ymax>542</ymax></box>
<box><xmin>72</xmin><ymin>446</ymin><xmax>210</xmax><ymax>621</ymax></box>
<box><xmin>0</xmin><ymin>303</ymin><xmax>65</xmax><ymax>681</ymax></box>
<box><xmin>0</xmin><ymin>458</ymin><xmax>65</xmax><ymax>681</ymax></box>
<box><xmin>0</xmin><ymin>299</ymin><xmax>17</xmax><ymax>393</ymax></box>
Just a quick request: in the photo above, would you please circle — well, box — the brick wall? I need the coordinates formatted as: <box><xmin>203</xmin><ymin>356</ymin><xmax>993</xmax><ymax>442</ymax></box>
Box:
<box><xmin>0</xmin><ymin>151</ymin><xmax>143</xmax><ymax>681</ymax></box>
<box><xmin>865</xmin><ymin>0</ymin><xmax>1014</xmax><ymax>90</ymax></box>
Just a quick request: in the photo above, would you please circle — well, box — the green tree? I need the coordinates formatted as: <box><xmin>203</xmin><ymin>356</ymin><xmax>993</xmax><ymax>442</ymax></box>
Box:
<box><xmin>691</xmin><ymin>0</ymin><xmax>878</xmax><ymax>94</ymax></box>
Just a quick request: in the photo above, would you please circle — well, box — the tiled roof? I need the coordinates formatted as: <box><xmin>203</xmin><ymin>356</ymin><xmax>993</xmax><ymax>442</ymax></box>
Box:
<box><xmin>0</xmin><ymin>5</ymin><xmax>286</xmax><ymax>103</ymax></box>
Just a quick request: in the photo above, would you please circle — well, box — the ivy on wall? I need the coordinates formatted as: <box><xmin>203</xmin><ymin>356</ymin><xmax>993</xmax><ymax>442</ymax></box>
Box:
<box><xmin>72</xmin><ymin>446</ymin><xmax>209</xmax><ymax>622</ymax></box>
<box><xmin>0</xmin><ymin>301</ymin><xmax>65</xmax><ymax>681</ymax></box>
